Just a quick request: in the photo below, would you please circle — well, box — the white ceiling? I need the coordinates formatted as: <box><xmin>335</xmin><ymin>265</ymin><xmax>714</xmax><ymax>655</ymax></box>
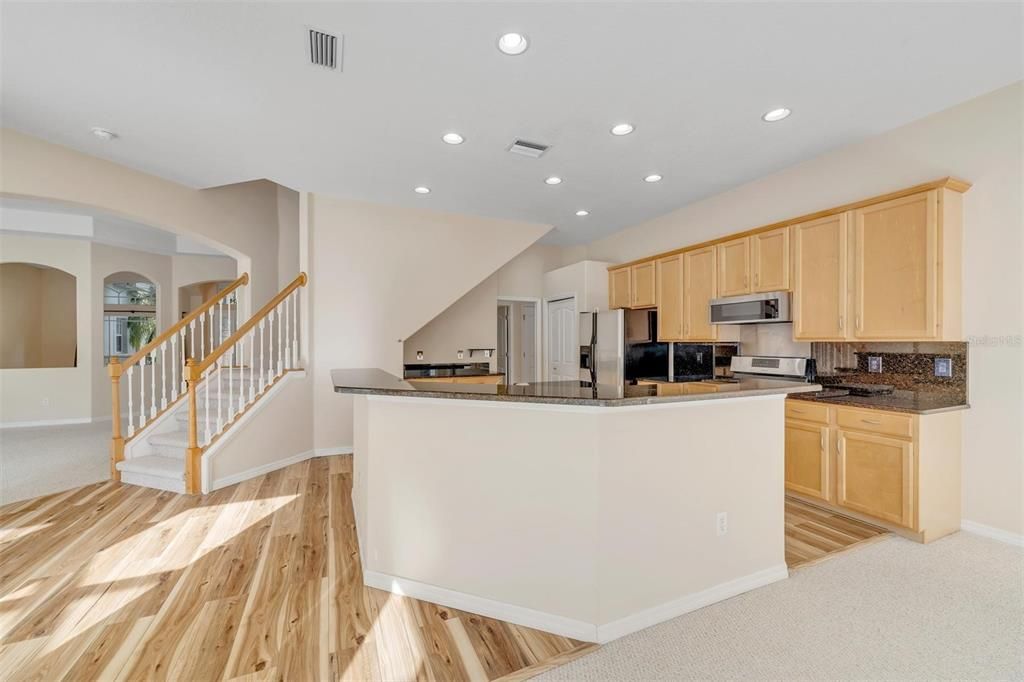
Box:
<box><xmin>1</xmin><ymin>2</ymin><xmax>1020</xmax><ymax>245</ymax></box>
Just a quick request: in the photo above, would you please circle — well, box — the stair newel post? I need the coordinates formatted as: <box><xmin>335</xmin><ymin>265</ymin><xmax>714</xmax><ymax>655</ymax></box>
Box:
<box><xmin>185</xmin><ymin>359</ymin><xmax>202</xmax><ymax>494</ymax></box>
<box><xmin>109</xmin><ymin>357</ymin><xmax>124</xmax><ymax>482</ymax></box>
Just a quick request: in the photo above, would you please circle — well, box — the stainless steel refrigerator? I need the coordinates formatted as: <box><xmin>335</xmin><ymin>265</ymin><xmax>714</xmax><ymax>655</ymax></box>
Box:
<box><xmin>579</xmin><ymin>309</ymin><xmax>669</xmax><ymax>385</ymax></box>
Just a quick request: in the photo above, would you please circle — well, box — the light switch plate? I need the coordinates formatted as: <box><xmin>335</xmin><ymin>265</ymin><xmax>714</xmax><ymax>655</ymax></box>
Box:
<box><xmin>867</xmin><ymin>356</ymin><xmax>883</xmax><ymax>373</ymax></box>
<box><xmin>457</xmin><ymin>350</ymin><xmax>464</xmax><ymax>360</ymax></box>
<box><xmin>416</xmin><ymin>350</ymin><xmax>424</xmax><ymax>360</ymax></box>
<box><xmin>934</xmin><ymin>357</ymin><xmax>953</xmax><ymax>378</ymax></box>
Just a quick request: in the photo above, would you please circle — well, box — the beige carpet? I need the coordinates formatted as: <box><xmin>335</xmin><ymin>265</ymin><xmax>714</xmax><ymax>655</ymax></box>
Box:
<box><xmin>0</xmin><ymin>421</ymin><xmax>110</xmax><ymax>505</ymax></box>
<box><xmin>539</xmin><ymin>532</ymin><xmax>1024</xmax><ymax>681</ymax></box>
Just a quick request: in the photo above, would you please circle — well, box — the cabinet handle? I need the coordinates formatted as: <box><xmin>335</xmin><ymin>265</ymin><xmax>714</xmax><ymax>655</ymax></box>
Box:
<box><xmin>855</xmin><ymin>315</ymin><xmax>862</xmax><ymax>330</ymax></box>
<box><xmin>754</xmin><ymin>273</ymin><xmax>759</xmax><ymax>286</ymax></box>
<box><xmin>861</xmin><ymin>418</ymin><xmax>882</xmax><ymax>425</ymax></box>
<box><xmin>838</xmin><ymin>315</ymin><xmax>844</xmax><ymax>331</ymax></box>
<box><xmin>820</xmin><ymin>432</ymin><xmax>826</xmax><ymax>451</ymax></box>
<box><xmin>790</xmin><ymin>408</ymin><xmax>806</xmax><ymax>414</ymax></box>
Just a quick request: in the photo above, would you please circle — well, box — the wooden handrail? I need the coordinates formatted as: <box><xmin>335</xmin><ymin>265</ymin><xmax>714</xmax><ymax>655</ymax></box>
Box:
<box><xmin>196</xmin><ymin>272</ymin><xmax>307</xmax><ymax>375</ymax></box>
<box><xmin>115</xmin><ymin>272</ymin><xmax>249</xmax><ymax>371</ymax></box>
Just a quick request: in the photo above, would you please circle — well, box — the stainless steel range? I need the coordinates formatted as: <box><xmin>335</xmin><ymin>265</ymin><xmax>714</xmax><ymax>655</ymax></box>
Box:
<box><xmin>723</xmin><ymin>355</ymin><xmax>816</xmax><ymax>382</ymax></box>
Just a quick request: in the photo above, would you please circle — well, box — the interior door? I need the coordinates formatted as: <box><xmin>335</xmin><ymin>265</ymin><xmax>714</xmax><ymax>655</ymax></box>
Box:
<box><xmin>546</xmin><ymin>297</ymin><xmax>577</xmax><ymax>381</ymax></box>
<box><xmin>496</xmin><ymin>304</ymin><xmax>510</xmax><ymax>382</ymax></box>
<box><xmin>520</xmin><ymin>303</ymin><xmax>537</xmax><ymax>382</ymax></box>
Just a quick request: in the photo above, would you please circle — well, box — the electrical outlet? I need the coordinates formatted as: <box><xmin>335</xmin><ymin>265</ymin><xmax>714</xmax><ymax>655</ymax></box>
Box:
<box><xmin>416</xmin><ymin>350</ymin><xmax>424</xmax><ymax>360</ymax></box>
<box><xmin>716</xmin><ymin>511</ymin><xmax>728</xmax><ymax>536</ymax></box>
<box><xmin>867</xmin><ymin>356</ymin><xmax>883</xmax><ymax>373</ymax></box>
<box><xmin>484</xmin><ymin>349</ymin><xmax>492</xmax><ymax>358</ymax></box>
<box><xmin>934</xmin><ymin>357</ymin><xmax>953</xmax><ymax>378</ymax></box>
<box><xmin>40</xmin><ymin>397</ymin><xmax>50</xmax><ymax>407</ymax></box>
<box><xmin>457</xmin><ymin>350</ymin><xmax>464</xmax><ymax>360</ymax></box>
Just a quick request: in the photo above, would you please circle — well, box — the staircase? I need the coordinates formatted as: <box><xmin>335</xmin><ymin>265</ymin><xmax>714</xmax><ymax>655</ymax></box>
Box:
<box><xmin>110</xmin><ymin>273</ymin><xmax>308</xmax><ymax>494</ymax></box>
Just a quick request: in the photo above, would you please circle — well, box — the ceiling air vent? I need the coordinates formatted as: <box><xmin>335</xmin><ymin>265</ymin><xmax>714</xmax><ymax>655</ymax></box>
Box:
<box><xmin>507</xmin><ymin>139</ymin><xmax>550</xmax><ymax>159</ymax></box>
<box><xmin>308</xmin><ymin>29</ymin><xmax>341</xmax><ymax>70</ymax></box>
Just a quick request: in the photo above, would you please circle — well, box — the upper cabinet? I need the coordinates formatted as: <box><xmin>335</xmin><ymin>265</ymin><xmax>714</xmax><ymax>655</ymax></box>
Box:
<box><xmin>751</xmin><ymin>227</ymin><xmax>791</xmax><ymax>292</ymax></box>
<box><xmin>682</xmin><ymin>246</ymin><xmax>717</xmax><ymax>341</ymax></box>
<box><xmin>852</xmin><ymin>191</ymin><xmax>940</xmax><ymax>339</ymax></box>
<box><xmin>793</xmin><ymin>213</ymin><xmax>848</xmax><ymax>341</ymax></box>
<box><xmin>631</xmin><ymin>261</ymin><xmax>657</xmax><ymax>308</ymax></box>
<box><xmin>656</xmin><ymin>254</ymin><xmax>684</xmax><ymax>341</ymax></box>
<box><xmin>608</xmin><ymin>267</ymin><xmax>631</xmax><ymax>309</ymax></box>
<box><xmin>716</xmin><ymin>237</ymin><xmax>751</xmax><ymax>297</ymax></box>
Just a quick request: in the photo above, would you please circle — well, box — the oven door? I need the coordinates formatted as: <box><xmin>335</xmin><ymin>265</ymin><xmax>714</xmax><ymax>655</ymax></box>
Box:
<box><xmin>709</xmin><ymin>291</ymin><xmax>790</xmax><ymax>324</ymax></box>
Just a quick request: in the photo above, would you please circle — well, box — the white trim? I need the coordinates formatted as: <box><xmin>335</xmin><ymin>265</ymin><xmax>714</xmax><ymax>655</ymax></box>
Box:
<box><xmin>365</xmin><ymin>391</ymin><xmax>788</xmax><ymax>414</ymax></box>
<box><xmin>0</xmin><ymin>417</ymin><xmax>92</xmax><ymax>429</ymax></box>
<box><xmin>362</xmin><ymin>562</ymin><xmax>790</xmax><ymax>644</ymax></box>
<box><xmin>497</xmin><ymin>296</ymin><xmax>542</xmax><ymax>384</ymax></box>
<box><xmin>315</xmin><ymin>446</ymin><xmax>354</xmax><ymax>457</ymax></box>
<box><xmin>541</xmin><ymin>293</ymin><xmax>578</xmax><ymax>382</ymax></box>
<box><xmin>961</xmin><ymin>520</ymin><xmax>1024</xmax><ymax>547</ymax></box>
<box><xmin>211</xmin><ymin>448</ymin><xmax>317</xmax><ymax>490</ymax></box>
<box><xmin>595</xmin><ymin>563</ymin><xmax>790</xmax><ymax>643</ymax></box>
<box><xmin>362</xmin><ymin>569</ymin><xmax>599</xmax><ymax>642</ymax></box>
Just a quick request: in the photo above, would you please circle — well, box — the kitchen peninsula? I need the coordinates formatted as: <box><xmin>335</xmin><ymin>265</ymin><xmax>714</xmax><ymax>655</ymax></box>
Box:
<box><xmin>334</xmin><ymin>368</ymin><xmax>820</xmax><ymax>643</ymax></box>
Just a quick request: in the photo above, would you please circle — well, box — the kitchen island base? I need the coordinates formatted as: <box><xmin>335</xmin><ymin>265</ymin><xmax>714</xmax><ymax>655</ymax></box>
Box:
<box><xmin>352</xmin><ymin>392</ymin><xmax>791</xmax><ymax>643</ymax></box>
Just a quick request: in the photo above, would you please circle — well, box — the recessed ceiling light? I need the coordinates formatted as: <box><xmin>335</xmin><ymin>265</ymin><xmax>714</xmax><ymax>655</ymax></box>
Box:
<box><xmin>644</xmin><ymin>174</ymin><xmax>663</xmax><ymax>183</ymax></box>
<box><xmin>414</xmin><ymin>186</ymin><xmax>431</xmax><ymax>194</ymax></box>
<box><xmin>610</xmin><ymin>123</ymin><xmax>634</xmax><ymax>136</ymax></box>
<box><xmin>761</xmin><ymin>107</ymin><xmax>791</xmax><ymax>122</ymax></box>
<box><xmin>497</xmin><ymin>32</ymin><xmax>529</xmax><ymax>56</ymax></box>
<box><xmin>442</xmin><ymin>132</ymin><xmax>464</xmax><ymax>145</ymax></box>
<box><xmin>91</xmin><ymin>127</ymin><xmax>118</xmax><ymax>141</ymax></box>
<box><xmin>575</xmin><ymin>210</ymin><xmax>589</xmax><ymax>217</ymax></box>
<box><xmin>545</xmin><ymin>176</ymin><xmax>562</xmax><ymax>185</ymax></box>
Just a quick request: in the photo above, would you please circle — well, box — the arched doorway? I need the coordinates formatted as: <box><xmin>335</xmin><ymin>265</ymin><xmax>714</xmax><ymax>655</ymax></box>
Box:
<box><xmin>103</xmin><ymin>271</ymin><xmax>157</xmax><ymax>365</ymax></box>
<box><xmin>0</xmin><ymin>262</ymin><xmax>78</xmax><ymax>369</ymax></box>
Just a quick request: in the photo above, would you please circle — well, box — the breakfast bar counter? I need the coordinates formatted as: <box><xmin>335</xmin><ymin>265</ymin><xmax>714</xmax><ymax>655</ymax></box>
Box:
<box><xmin>334</xmin><ymin>368</ymin><xmax>820</xmax><ymax>644</ymax></box>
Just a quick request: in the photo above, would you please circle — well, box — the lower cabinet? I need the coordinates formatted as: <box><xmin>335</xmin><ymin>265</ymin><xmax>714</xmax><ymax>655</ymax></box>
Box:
<box><xmin>783</xmin><ymin>401</ymin><xmax>961</xmax><ymax>542</ymax></box>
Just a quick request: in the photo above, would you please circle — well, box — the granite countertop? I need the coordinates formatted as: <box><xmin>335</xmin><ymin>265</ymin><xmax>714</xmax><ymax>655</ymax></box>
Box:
<box><xmin>788</xmin><ymin>388</ymin><xmax>968</xmax><ymax>415</ymax></box>
<box><xmin>404</xmin><ymin>370</ymin><xmax>505</xmax><ymax>378</ymax></box>
<box><xmin>332</xmin><ymin>368</ymin><xmax>821</xmax><ymax>407</ymax></box>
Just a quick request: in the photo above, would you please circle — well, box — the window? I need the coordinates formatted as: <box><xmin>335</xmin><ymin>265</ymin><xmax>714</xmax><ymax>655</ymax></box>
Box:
<box><xmin>103</xmin><ymin>275</ymin><xmax>156</xmax><ymax>364</ymax></box>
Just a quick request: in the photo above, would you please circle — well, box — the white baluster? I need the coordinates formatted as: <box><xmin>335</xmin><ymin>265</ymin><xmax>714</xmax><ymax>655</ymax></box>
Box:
<box><xmin>292</xmin><ymin>290</ymin><xmax>299</xmax><ymax>369</ymax></box>
<box><xmin>179</xmin><ymin>328</ymin><xmax>187</xmax><ymax>396</ymax></box>
<box><xmin>217</xmin><ymin>355</ymin><xmax>224</xmax><ymax>434</ymax></box>
<box><xmin>171</xmin><ymin>334</ymin><xmax>179</xmax><ymax>401</ymax></box>
<box><xmin>150</xmin><ymin>351</ymin><xmax>157</xmax><ymax>419</ymax></box>
<box><xmin>259</xmin><ymin>318</ymin><xmax>266</xmax><ymax>393</ymax></box>
<box><xmin>189</xmin><ymin>319</ymin><xmax>197</xmax><ymax>363</ymax></box>
<box><xmin>205</xmin><ymin>371</ymin><xmax>211</xmax><ymax>446</ymax></box>
<box><xmin>237</xmin><ymin>339</ymin><xmax>245</xmax><ymax>414</ymax></box>
<box><xmin>218</xmin><ymin>299</ymin><xmax>224</xmax><ymax>348</ymax></box>
<box><xmin>139</xmin><ymin>361</ymin><xmax>146</xmax><ymax>428</ymax></box>
<box><xmin>277</xmin><ymin>303</ymin><xmax>283</xmax><ymax>376</ymax></box>
<box><xmin>160</xmin><ymin>343</ymin><xmax>168</xmax><ymax>410</ymax></box>
<box><xmin>284</xmin><ymin>295</ymin><xmax>290</xmax><ymax>371</ymax></box>
<box><xmin>199</xmin><ymin>314</ymin><xmax>205</xmax><ymax>361</ymax></box>
<box><xmin>208</xmin><ymin>309</ymin><xmax>215</xmax><ymax>356</ymax></box>
<box><xmin>267</xmin><ymin>311</ymin><xmax>275</xmax><ymax>386</ymax></box>
<box><xmin>249</xmin><ymin>329</ymin><xmax>256</xmax><ymax>404</ymax></box>
<box><xmin>127</xmin><ymin>366</ymin><xmax>135</xmax><ymax>437</ymax></box>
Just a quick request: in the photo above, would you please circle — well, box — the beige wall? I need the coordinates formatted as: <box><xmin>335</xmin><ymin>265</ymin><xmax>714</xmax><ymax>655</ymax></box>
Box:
<box><xmin>0</xmin><ymin>263</ymin><xmax>76</xmax><ymax>369</ymax></box>
<box><xmin>404</xmin><ymin>273</ymin><xmax>500</xmax><ymax>367</ymax></box>
<box><xmin>171</xmin><ymin>254</ymin><xmax>238</xmax><ymax>316</ymax></box>
<box><xmin>585</xmin><ymin>82</ymin><xmax>1024</xmax><ymax>537</ymax></box>
<box><xmin>0</xmin><ymin>234</ymin><xmax>92</xmax><ymax>425</ymax></box>
<box><xmin>309</xmin><ymin>193</ymin><xmax>550</xmax><ymax>449</ymax></box>
<box><xmin>276</xmin><ymin>185</ymin><xmax>301</xmax><ymax>289</ymax></box>
<box><xmin>0</xmin><ymin>129</ymin><xmax>280</xmax><ymax>309</ymax></box>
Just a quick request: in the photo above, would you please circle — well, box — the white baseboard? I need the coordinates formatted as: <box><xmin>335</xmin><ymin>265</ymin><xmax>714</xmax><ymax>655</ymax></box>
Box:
<box><xmin>362</xmin><ymin>562</ymin><xmax>790</xmax><ymax>644</ymax></box>
<box><xmin>362</xmin><ymin>569</ymin><xmax>600</xmax><ymax>642</ymax></box>
<box><xmin>0</xmin><ymin>417</ymin><xmax>92</xmax><ymax>429</ymax></box>
<box><xmin>595</xmin><ymin>563</ymin><xmax>790</xmax><ymax>643</ymax></box>
<box><xmin>315</xmin><ymin>446</ymin><xmax>354</xmax><ymax>457</ymax></box>
<box><xmin>961</xmin><ymin>520</ymin><xmax>1024</xmax><ymax>547</ymax></box>
<box><xmin>209</xmin><ymin>445</ymin><xmax>354</xmax><ymax>490</ymax></box>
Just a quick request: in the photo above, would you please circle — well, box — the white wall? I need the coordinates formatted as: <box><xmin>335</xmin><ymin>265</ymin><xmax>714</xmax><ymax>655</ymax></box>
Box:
<box><xmin>585</xmin><ymin>82</ymin><xmax>1024</xmax><ymax>537</ymax></box>
<box><xmin>0</xmin><ymin>234</ymin><xmax>93</xmax><ymax>425</ymax></box>
<box><xmin>276</xmin><ymin>185</ymin><xmax>301</xmax><ymax>289</ymax></box>
<box><xmin>171</xmin><ymin>253</ymin><xmax>238</xmax><ymax>310</ymax></box>
<box><xmin>404</xmin><ymin>273</ymin><xmax>499</xmax><ymax>367</ymax></box>
<box><xmin>309</xmin><ymin>194</ymin><xmax>551</xmax><ymax>450</ymax></box>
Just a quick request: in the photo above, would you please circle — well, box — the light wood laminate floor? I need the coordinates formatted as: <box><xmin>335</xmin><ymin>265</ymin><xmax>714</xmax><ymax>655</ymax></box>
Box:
<box><xmin>784</xmin><ymin>497</ymin><xmax>889</xmax><ymax>569</ymax></box>
<box><xmin>0</xmin><ymin>456</ymin><xmax>595</xmax><ymax>681</ymax></box>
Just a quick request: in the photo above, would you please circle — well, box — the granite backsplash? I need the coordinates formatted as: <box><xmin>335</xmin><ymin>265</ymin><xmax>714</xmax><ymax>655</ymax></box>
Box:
<box><xmin>809</xmin><ymin>341</ymin><xmax>967</xmax><ymax>401</ymax></box>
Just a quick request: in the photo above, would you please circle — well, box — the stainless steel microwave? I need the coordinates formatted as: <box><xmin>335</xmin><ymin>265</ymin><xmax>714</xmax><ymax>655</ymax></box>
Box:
<box><xmin>709</xmin><ymin>291</ymin><xmax>791</xmax><ymax>325</ymax></box>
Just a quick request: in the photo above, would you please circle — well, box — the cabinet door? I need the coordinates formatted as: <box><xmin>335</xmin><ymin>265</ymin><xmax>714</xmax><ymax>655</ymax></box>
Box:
<box><xmin>717</xmin><ymin>237</ymin><xmax>750</xmax><ymax>297</ymax></box>
<box><xmin>852</xmin><ymin>191</ymin><xmax>938</xmax><ymax>339</ymax></box>
<box><xmin>836</xmin><ymin>429</ymin><xmax>914</xmax><ymax>528</ymax></box>
<box><xmin>631</xmin><ymin>261</ymin><xmax>657</xmax><ymax>308</ymax></box>
<box><xmin>752</xmin><ymin>227</ymin><xmax>790</xmax><ymax>292</ymax></box>
<box><xmin>682</xmin><ymin>246</ymin><xmax>717</xmax><ymax>341</ymax></box>
<box><xmin>656</xmin><ymin>255</ymin><xmax>684</xmax><ymax>340</ymax></box>
<box><xmin>785</xmin><ymin>420</ymin><xmax>830</xmax><ymax>501</ymax></box>
<box><xmin>792</xmin><ymin>213</ymin><xmax>849</xmax><ymax>340</ymax></box>
<box><xmin>608</xmin><ymin>267</ymin><xmax>631</xmax><ymax>309</ymax></box>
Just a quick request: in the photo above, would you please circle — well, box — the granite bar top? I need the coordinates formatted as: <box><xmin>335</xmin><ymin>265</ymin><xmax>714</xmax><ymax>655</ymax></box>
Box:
<box><xmin>332</xmin><ymin>368</ymin><xmax>821</xmax><ymax>407</ymax></box>
<box><xmin>788</xmin><ymin>388</ymin><xmax>969</xmax><ymax>415</ymax></box>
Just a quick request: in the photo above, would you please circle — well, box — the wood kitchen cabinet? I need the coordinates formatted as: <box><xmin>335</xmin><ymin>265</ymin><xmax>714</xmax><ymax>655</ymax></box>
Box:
<box><xmin>792</xmin><ymin>213</ymin><xmax>849</xmax><ymax>340</ymax></box>
<box><xmin>751</xmin><ymin>227</ymin><xmax>790</xmax><ymax>292</ymax></box>
<box><xmin>784</xmin><ymin>401</ymin><xmax>962</xmax><ymax>542</ymax></box>
<box><xmin>716</xmin><ymin>237</ymin><xmax>750</xmax><ymax>297</ymax></box>
<box><xmin>852</xmin><ymin>190</ymin><xmax>941</xmax><ymax>339</ymax></box>
<box><xmin>630</xmin><ymin>261</ymin><xmax>657</xmax><ymax>308</ymax></box>
<box><xmin>682</xmin><ymin>246</ymin><xmax>717</xmax><ymax>341</ymax></box>
<box><xmin>656</xmin><ymin>254</ymin><xmax>684</xmax><ymax>340</ymax></box>
<box><xmin>608</xmin><ymin>267</ymin><xmax>631</xmax><ymax>309</ymax></box>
